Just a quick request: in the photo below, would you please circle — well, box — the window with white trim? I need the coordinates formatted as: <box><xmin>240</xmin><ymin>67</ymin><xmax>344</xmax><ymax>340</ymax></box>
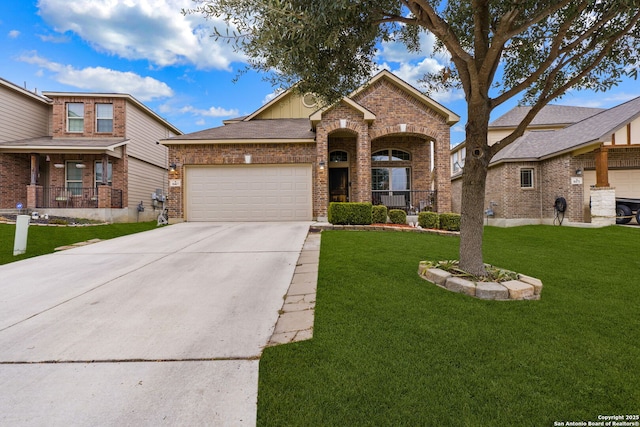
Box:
<box><xmin>520</xmin><ymin>168</ymin><xmax>534</xmax><ymax>188</ymax></box>
<box><xmin>67</xmin><ymin>103</ymin><xmax>84</xmax><ymax>132</ymax></box>
<box><xmin>66</xmin><ymin>161</ymin><xmax>83</xmax><ymax>195</ymax></box>
<box><xmin>96</xmin><ymin>103</ymin><xmax>113</xmax><ymax>133</ymax></box>
<box><xmin>95</xmin><ymin>161</ymin><xmax>113</xmax><ymax>186</ymax></box>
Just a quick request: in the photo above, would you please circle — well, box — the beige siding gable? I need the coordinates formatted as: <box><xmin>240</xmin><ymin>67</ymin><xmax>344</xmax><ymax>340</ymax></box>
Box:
<box><xmin>125</xmin><ymin>102</ymin><xmax>175</xmax><ymax>167</ymax></box>
<box><xmin>0</xmin><ymin>85</ymin><xmax>50</xmax><ymax>142</ymax></box>
<box><xmin>254</xmin><ymin>91</ymin><xmax>318</xmax><ymax>119</ymax></box>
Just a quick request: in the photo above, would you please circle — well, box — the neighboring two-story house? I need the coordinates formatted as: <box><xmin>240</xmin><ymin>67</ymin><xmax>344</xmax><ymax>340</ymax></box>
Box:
<box><xmin>451</xmin><ymin>100</ymin><xmax>640</xmax><ymax>226</ymax></box>
<box><xmin>161</xmin><ymin>70</ymin><xmax>459</xmax><ymax>222</ymax></box>
<box><xmin>0</xmin><ymin>77</ymin><xmax>181</xmax><ymax>222</ymax></box>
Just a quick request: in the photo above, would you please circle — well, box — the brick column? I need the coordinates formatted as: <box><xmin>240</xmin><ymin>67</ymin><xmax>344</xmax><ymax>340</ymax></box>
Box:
<box><xmin>355</xmin><ymin>124</ymin><xmax>371</xmax><ymax>203</ymax></box>
<box><xmin>434</xmin><ymin>134</ymin><xmax>452</xmax><ymax>213</ymax></box>
<box><xmin>316</xmin><ymin>126</ymin><xmax>329</xmax><ymax>220</ymax></box>
<box><xmin>590</xmin><ymin>186</ymin><xmax>615</xmax><ymax>226</ymax></box>
<box><xmin>98</xmin><ymin>185</ymin><xmax>112</xmax><ymax>208</ymax></box>
<box><xmin>27</xmin><ymin>185</ymin><xmax>41</xmax><ymax>209</ymax></box>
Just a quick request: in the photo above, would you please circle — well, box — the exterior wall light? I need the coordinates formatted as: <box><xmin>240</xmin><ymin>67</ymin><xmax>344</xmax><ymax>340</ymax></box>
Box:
<box><xmin>576</xmin><ymin>168</ymin><xmax>583</xmax><ymax>176</ymax></box>
<box><xmin>319</xmin><ymin>161</ymin><xmax>326</xmax><ymax>170</ymax></box>
<box><xmin>169</xmin><ymin>163</ymin><xmax>177</xmax><ymax>172</ymax></box>
<box><xmin>75</xmin><ymin>163</ymin><xmax>86</xmax><ymax>169</ymax></box>
<box><xmin>54</xmin><ymin>163</ymin><xmax>65</xmax><ymax>168</ymax></box>
<box><xmin>244</xmin><ymin>154</ymin><xmax>252</xmax><ymax>164</ymax></box>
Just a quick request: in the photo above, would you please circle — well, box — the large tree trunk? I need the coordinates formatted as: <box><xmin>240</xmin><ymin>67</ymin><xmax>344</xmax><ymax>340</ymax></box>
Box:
<box><xmin>458</xmin><ymin>100</ymin><xmax>492</xmax><ymax>276</ymax></box>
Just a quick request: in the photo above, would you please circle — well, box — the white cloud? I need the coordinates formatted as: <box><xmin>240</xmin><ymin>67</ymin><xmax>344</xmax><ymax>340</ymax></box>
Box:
<box><xmin>376</xmin><ymin>31</ymin><xmax>438</xmax><ymax>64</ymax></box>
<box><xmin>18</xmin><ymin>52</ymin><xmax>173</xmax><ymax>101</ymax></box>
<box><xmin>37</xmin><ymin>0</ymin><xmax>245</xmax><ymax>70</ymax></box>
<box><xmin>262</xmin><ymin>88</ymin><xmax>285</xmax><ymax>105</ymax></box>
<box><xmin>8</xmin><ymin>30</ymin><xmax>20</xmax><ymax>38</ymax></box>
<box><xmin>178</xmin><ymin>105</ymin><xmax>239</xmax><ymax>117</ymax></box>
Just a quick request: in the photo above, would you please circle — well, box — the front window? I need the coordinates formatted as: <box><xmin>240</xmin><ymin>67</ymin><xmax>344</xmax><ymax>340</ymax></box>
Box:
<box><xmin>66</xmin><ymin>161</ymin><xmax>84</xmax><ymax>195</ymax></box>
<box><xmin>372</xmin><ymin>167</ymin><xmax>411</xmax><ymax>191</ymax></box>
<box><xmin>96</xmin><ymin>103</ymin><xmax>113</xmax><ymax>133</ymax></box>
<box><xmin>520</xmin><ymin>168</ymin><xmax>534</xmax><ymax>188</ymax></box>
<box><xmin>95</xmin><ymin>161</ymin><xmax>113</xmax><ymax>186</ymax></box>
<box><xmin>67</xmin><ymin>103</ymin><xmax>84</xmax><ymax>132</ymax></box>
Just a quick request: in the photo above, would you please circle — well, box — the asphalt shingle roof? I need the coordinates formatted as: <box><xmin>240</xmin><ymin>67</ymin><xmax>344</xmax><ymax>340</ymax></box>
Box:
<box><xmin>167</xmin><ymin>118</ymin><xmax>315</xmax><ymax>141</ymax></box>
<box><xmin>493</xmin><ymin>96</ymin><xmax>640</xmax><ymax>162</ymax></box>
<box><xmin>490</xmin><ymin>104</ymin><xmax>605</xmax><ymax>128</ymax></box>
<box><xmin>0</xmin><ymin>137</ymin><xmax>128</xmax><ymax>149</ymax></box>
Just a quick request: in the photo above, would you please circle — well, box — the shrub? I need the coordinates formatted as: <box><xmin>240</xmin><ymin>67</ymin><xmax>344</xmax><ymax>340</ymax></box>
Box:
<box><xmin>418</xmin><ymin>211</ymin><xmax>439</xmax><ymax>229</ymax></box>
<box><xmin>328</xmin><ymin>202</ymin><xmax>373</xmax><ymax>225</ymax></box>
<box><xmin>388</xmin><ymin>209</ymin><xmax>407</xmax><ymax>225</ymax></box>
<box><xmin>372</xmin><ymin>205</ymin><xmax>388</xmax><ymax>224</ymax></box>
<box><xmin>48</xmin><ymin>218</ymin><xmax>69</xmax><ymax>225</ymax></box>
<box><xmin>439</xmin><ymin>213</ymin><xmax>461</xmax><ymax>231</ymax></box>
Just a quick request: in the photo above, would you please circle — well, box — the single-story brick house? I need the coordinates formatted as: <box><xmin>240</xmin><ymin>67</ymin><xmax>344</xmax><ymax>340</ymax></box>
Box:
<box><xmin>0</xmin><ymin>77</ymin><xmax>181</xmax><ymax>222</ymax></box>
<box><xmin>451</xmin><ymin>97</ymin><xmax>640</xmax><ymax>226</ymax></box>
<box><xmin>161</xmin><ymin>70</ymin><xmax>459</xmax><ymax>222</ymax></box>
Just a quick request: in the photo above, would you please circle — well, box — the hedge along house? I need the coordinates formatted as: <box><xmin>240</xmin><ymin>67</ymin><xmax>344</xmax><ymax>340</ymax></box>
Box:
<box><xmin>450</xmin><ymin>98</ymin><xmax>640</xmax><ymax>226</ymax></box>
<box><xmin>161</xmin><ymin>70</ymin><xmax>459</xmax><ymax>222</ymax></box>
<box><xmin>0</xmin><ymin>77</ymin><xmax>181</xmax><ymax>222</ymax></box>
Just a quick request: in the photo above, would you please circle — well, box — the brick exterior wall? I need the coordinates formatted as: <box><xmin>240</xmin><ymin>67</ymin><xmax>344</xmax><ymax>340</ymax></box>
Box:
<box><xmin>451</xmin><ymin>148</ymin><xmax>640</xmax><ymax>224</ymax></box>
<box><xmin>0</xmin><ymin>153</ymin><xmax>30</xmax><ymax>209</ymax></box>
<box><xmin>50</xmin><ymin>97</ymin><xmax>126</xmax><ymax>138</ymax></box>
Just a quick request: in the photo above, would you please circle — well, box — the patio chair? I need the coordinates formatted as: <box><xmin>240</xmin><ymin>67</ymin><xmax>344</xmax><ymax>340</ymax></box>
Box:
<box><xmin>55</xmin><ymin>190</ymin><xmax>71</xmax><ymax>207</ymax></box>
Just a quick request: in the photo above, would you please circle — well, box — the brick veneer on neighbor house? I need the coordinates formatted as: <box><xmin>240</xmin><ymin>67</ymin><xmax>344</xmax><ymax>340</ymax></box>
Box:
<box><xmin>452</xmin><ymin>147</ymin><xmax>640</xmax><ymax>224</ymax></box>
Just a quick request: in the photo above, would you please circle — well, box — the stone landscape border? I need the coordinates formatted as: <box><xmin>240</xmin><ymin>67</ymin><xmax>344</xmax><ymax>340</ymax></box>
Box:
<box><xmin>418</xmin><ymin>262</ymin><xmax>543</xmax><ymax>300</ymax></box>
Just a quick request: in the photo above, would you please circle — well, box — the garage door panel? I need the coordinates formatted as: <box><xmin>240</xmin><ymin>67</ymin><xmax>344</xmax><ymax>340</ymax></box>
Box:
<box><xmin>186</xmin><ymin>165</ymin><xmax>312</xmax><ymax>221</ymax></box>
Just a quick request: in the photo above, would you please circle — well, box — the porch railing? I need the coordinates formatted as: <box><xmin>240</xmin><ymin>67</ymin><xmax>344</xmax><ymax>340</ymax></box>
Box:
<box><xmin>372</xmin><ymin>190</ymin><xmax>437</xmax><ymax>214</ymax></box>
<box><xmin>36</xmin><ymin>186</ymin><xmax>123</xmax><ymax>209</ymax></box>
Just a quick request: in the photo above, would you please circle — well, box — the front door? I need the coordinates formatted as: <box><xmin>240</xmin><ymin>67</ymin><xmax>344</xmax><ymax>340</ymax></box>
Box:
<box><xmin>329</xmin><ymin>167</ymin><xmax>349</xmax><ymax>202</ymax></box>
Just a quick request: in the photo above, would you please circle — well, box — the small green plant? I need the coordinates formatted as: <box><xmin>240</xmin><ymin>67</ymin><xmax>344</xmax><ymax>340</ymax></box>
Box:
<box><xmin>48</xmin><ymin>219</ymin><xmax>68</xmax><ymax>225</ymax></box>
<box><xmin>418</xmin><ymin>211</ymin><xmax>439</xmax><ymax>229</ymax></box>
<box><xmin>438</xmin><ymin>213</ymin><xmax>461</xmax><ymax>231</ymax></box>
<box><xmin>388</xmin><ymin>209</ymin><xmax>406</xmax><ymax>225</ymax></box>
<box><xmin>328</xmin><ymin>202</ymin><xmax>373</xmax><ymax>225</ymax></box>
<box><xmin>372</xmin><ymin>205</ymin><xmax>388</xmax><ymax>224</ymax></box>
<box><xmin>424</xmin><ymin>259</ymin><xmax>519</xmax><ymax>282</ymax></box>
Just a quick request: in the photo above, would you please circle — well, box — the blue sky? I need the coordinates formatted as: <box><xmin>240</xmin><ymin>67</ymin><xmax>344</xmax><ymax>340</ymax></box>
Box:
<box><xmin>1</xmin><ymin>0</ymin><xmax>638</xmax><ymax>145</ymax></box>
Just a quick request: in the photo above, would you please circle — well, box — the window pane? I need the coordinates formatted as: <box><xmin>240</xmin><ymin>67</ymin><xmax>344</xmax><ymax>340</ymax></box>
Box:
<box><xmin>520</xmin><ymin>169</ymin><xmax>533</xmax><ymax>188</ymax></box>
<box><xmin>95</xmin><ymin>162</ymin><xmax>113</xmax><ymax>184</ymax></box>
<box><xmin>371</xmin><ymin>150</ymin><xmax>388</xmax><ymax>161</ymax></box>
<box><xmin>66</xmin><ymin>163</ymin><xmax>82</xmax><ymax>181</ymax></box>
<box><xmin>67</xmin><ymin>103</ymin><xmax>84</xmax><ymax>132</ymax></box>
<box><xmin>96</xmin><ymin>104</ymin><xmax>113</xmax><ymax>132</ymax></box>
<box><xmin>330</xmin><ymin>151</ymin><xmax>348</xmax><ymax>162</ymax></box>
<box><xmin>391</xmin><ymin>150</ymin><xmax>410</xmax><ymax>161</ymax></box>
<box><xmin>391</xmin><ymin>168</ymin><xmax>411</xmax><ymax>190</ymax></box>
<box><xmin>372</xmin><ymin>168</ymin><xmax>389</xmax><ymax>190</ymax></box>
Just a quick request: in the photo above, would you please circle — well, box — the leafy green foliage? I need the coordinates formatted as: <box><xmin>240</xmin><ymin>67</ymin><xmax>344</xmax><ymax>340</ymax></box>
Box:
<box><xmin>387</xmin><ymin>208</ymin><xmax>406</xmax><ymax>224</ymax></box>
<box><xmin>328</xmin><ymin>202</ymin><xmax>373</xmax><ymax>225</ymax></box>
<box><xmin>371</xmin><ymin>204</ymin><xmax>388</xmax><ymax>224</ymax></box>
<box><xmin>418</xmin><ymin>211</ymin><xmax>439</xmax><ymax>229</ymax></box>
<box><xmin>439</xmin><ymin>212</ymin><xmax>461</xmax><ymax>231</ymax></box>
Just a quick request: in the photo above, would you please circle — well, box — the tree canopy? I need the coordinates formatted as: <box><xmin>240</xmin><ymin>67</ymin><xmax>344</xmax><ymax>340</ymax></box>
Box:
<box><xmin>190</xmin><ymin>0</ymin><xmax>640</xmax><ymax>275</ymax></box>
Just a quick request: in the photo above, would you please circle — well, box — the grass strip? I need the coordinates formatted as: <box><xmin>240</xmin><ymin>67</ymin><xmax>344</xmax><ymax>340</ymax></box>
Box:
<box><xmin>258</xmin><ymin>226</ymin><xmax>640</xmax><ymax>426</ymax></box>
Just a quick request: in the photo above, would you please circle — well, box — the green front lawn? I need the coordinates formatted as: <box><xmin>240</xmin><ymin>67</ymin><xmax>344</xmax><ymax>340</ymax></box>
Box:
<box><xmin>258</xmin><ymin>226</ymin><xmax>640</xmax><ymax>426</ymax></box>
<box><xmin>0</xmin><ymin>221</ymin><xmax>158</xmax><ymax>265</ymax></box>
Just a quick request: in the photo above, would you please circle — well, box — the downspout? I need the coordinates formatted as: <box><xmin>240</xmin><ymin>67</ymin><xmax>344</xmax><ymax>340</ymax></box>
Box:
<box><xmin>430</xmin><ymin>140</ymin><xmax>435</xmax><ymax>191</ymax></box>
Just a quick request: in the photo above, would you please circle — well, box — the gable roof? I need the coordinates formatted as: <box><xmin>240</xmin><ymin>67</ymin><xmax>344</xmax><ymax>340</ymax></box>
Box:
<box><xmin>489</xmin><ymin>104</ymin><xmax>605</xmax><ymax>129</ymax></box>
<box><xmin>492</xmin><ymin>96</ymin><xmax>640</xmax><ymax>163</ymax></box>
<box><xmin>0</xmin><ymin>77</ymin><xmax>51</xmax><ymax>104</ymax></box>
<box><xmin>163</xmin><ymin>118</ymin><xmax>315</xmax><ymax>144</ymax></box>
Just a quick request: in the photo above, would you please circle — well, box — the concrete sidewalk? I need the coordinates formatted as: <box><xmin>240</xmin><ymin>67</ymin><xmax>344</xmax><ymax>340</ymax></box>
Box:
<box><xmin>0</xmin><ymin>222</ymin><xmax>313</xmax><ymax>426</ymax></box>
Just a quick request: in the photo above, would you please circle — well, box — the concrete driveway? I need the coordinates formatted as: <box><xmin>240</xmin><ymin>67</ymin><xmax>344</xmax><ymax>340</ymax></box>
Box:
<box><xmin>0</xmin><ymin>221</ymin><xmax>311</xmax><ymax>426</ymax></box>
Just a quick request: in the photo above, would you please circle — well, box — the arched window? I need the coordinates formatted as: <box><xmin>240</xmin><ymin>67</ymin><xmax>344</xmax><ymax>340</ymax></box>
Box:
<box><xmin>371</xmin><ymin>149</ymin><xmax>411</xmax><ymax>192</ymax></box>
<box><xmin>329</xmin><ymin>150</ymin><xmax>348</xmax><ymax>163</ymax></box>
<box><xmin>371</xmin><ymin>149</ymin><xmax>410</xmax><ymax>161</ymax></box>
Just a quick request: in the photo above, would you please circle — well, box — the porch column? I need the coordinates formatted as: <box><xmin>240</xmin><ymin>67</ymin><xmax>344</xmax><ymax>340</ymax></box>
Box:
<box><xmin>101</xmin><ymin>154</ymin><xmax>109</xmax><ymax>185</ymax></box>
<box><xmin>30</xmin><ymin>154</ymin><xmax>38</xmax><ymax>185</ymax></box>
<box><xmin>595</xmin><ymin>147</ymin><xmax>610</xmax><ymax>187</ymax></box>
<box><xmin>98</xmin><ymin>184</ymin><xmax>112</xmax><ymax>208</ymax></box>
<box><xmin>434</xmin><ymin>135</ymin><xmax>452</xmax><ymax>213</ymax></box>
<box><xmin>355</xmin><ymin>124</ymin><xmax>371</xmax><ymax>203</ymax></box>
<box><xmin>316</xmin><ymin>125</ymin><xmax>329</xmax><ymax>220</ymax></box>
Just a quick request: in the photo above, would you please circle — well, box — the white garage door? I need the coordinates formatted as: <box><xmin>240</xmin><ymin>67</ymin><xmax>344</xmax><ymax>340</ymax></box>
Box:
<box><xmin>186</xmin><ymin>165</ymin><xmax>313</xmax><ymax>221</ymax></box>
